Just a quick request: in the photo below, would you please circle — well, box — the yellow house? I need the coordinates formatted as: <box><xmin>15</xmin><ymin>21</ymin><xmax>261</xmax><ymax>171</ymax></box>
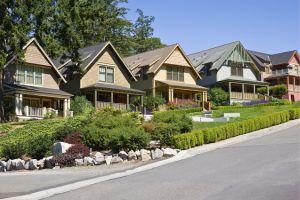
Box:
<box><xmin>3</xmin><ymin>38</ymin><xmax>73</xmax><ymax>120</ymax></box>
<box><xmin>56</xmin><ymin>42</ymin><xmax>145</xmax><ymax>111</ymax></box>
<box><xmin>124</xmin><ymin>44</ymin><xmax>208</xmax><ymax>107</ymax></box>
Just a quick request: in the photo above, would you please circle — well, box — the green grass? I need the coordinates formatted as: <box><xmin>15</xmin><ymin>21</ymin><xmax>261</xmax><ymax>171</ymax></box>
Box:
<box><xmin>191</xmin><ymin>103</ymin><xmax>300</xmax><ymax>130</ymax></box>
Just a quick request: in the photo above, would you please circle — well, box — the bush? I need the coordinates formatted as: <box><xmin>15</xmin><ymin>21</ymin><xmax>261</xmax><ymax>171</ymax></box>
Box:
<box><xmin>64</xmin><ymin>132</ymin><xmax>83</xmax><ymax>144</ymax></box>
<box><xmin>66</xmin><ymin>143</ymin><xmax>90</xmax><ymax>158</ymax></box>
<box><xmin>53</xmin><ymin>153</ymin><xmax>76</xmax><ymax>167</ymax></box>
<box><xmin>173</xmin><ymin>110</ymin><xmax>292</xmax><ymax>150</ymax></box>
<box><xmin>71</xmin><ymin>96</ymin><xmax>94</xmax><ymax>115</ymax></box>
<box><xmin>154</xmin><ymin>107</ymin><xmax>203</xmax><ymax>117</ymax></box>
<box><xmin>215</xmin><ymin>101</ymin><xmax>291</xmax><ymax>110</ymax></box>
<box><xmin>143</xmin><ymin>95</ymin><xmax>166</xmax><ymax>111</ymax></box>
<box><xmin>0</xmin><ymin>124</ymin><xmax>12</xmax><ymax>134</ymax></box>
<box><xmin>208</xmin><ymin>87</ymin><xmax>229</xmax><ymax>106</ymax></box>
<box><xmin>44</xmin><ymin>111</ymin><xmax>57</xmax><ymax>119</ymax></box>
<box><xmin>153</xmin><ymin>123</ymin><xmax>180</xmax><ymax>146</ymax></box>
<box><xmin>257</xmin><ymin>84</ymin><xmax>287</xmax><ymax>97</ymax></box>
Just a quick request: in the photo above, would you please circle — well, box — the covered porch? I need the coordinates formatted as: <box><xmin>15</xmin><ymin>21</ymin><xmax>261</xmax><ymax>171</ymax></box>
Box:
<box><xmin>4</xmin><ymin>84</ymin><xmax>73</xmax><ymax>119</ymax></box>
<box><xmin>155</xmin><ymin>80</ymin><xmax>208</xmax><ymax>108</ymax></box>
<box><xmin>218</xmin><ymin>78</ymin><xmax>269</xmax><ymax>105</ymax></box>
<box><xmin>81</xmin><ymin>83</ymin><xmax>145</xmax><ymax>111</ymax></box>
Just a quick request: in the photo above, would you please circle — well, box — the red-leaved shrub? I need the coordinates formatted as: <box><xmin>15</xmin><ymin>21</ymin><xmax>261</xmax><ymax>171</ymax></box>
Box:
<box><xmin>53</xmin><ymin>154</ymin><xmax>76</xmax><ymax>167</ymax></box>
<box><xmin>64</xmin><ymin>132</ymin><xmax>83</xmax><ymax>144</ymax></box>
<box><xmin>66</xmin><ymin>143</ymin><xmax>90</xmax><ymax>158</ymax></box>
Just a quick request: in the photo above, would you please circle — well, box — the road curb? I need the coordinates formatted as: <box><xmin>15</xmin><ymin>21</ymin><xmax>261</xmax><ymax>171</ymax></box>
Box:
<box><xmin>3</xmin><ymin>119</ymin><xmax>300</xmax><ymax>200</ymax></box>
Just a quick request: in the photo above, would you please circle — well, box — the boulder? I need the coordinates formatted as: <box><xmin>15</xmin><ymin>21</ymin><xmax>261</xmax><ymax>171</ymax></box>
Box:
<box><xmin>11</xmin><ymin>159</ymin><xmax>25</xmax><ymax>170</ymax></box>
<box><xmin>151</xmin><ymin>148</ymin><xmax>163</xmax><ymax>159</ymax></box>
<box><xmin>0</xmin><ymin>161</ymin><xmax>6</xmax><ymax>172</ymax></box>
<box><xmin>118</xmin><ymin>151</ymin><xmax>128</xmax><ymax>160</ymax></box>
<box><xmin>135</xmin><ymin>150</ymin><xmax>141</xmax><ymax>159</ymax></box>
<box><xmin>140</xmin><ymin>149</ymin><xmax>151</xmax><ymax>162</ymax></box>
<box><xmin>93</xmin><ymin>152</ymin><xmax>105</xmax><ymax>165</ymax></box>
<box><xmin>6</xmin><ymin>160</ymin><xmax>12</xmax><ymax>171</ymax></box>
<box><xmin>83</xmin><ymin>157</ymin><xmax>94</xmax><ymax>166</ymax></box>
<box><xmin>37</xmin><ymin>159</ymin><xmax>45</xmax><ymax>169</ymax></box>
<box><xmin>45</xmin><ymin>156</ymin><xmax>55</xmax><ymax>169</ymax></box>
<box><xmin>75</xmin><ymin>159</ymin><xmax>84</xmax><ymax>166</ymax></box>
<box><xmin>28</xmin><ymin>159</ymin><xmax>38</xmax><ymax>170</ymax></box>
<box><xmin>110</xmin><ymin>156</ymin><xmax>123</xmax><ymax>164</ymax></box>
<box><xmin>128</xmin><ymin>150</ymin><xmax>137</xmax><ymax>161</ymax></box>
<box><xmin>24</xmin><ymin>161</ymin><xmax>30</xmax><ymax>170</ymax></box>
<box><xmin>105</xmin><ymin>155</ymin><xmax>112</xmax><ymax>165</ymax></box>
<box><xmin>162</xmin><ymin>148</ymin><xmax>177</xmax><ymax>157</ymax></box>
<box><xmin>52</xmin><ymin>142</ymin><xmax>73</xmax><ymax>156</ymax></box>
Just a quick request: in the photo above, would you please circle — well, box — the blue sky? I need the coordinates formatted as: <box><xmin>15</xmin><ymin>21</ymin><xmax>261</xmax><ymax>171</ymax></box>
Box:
<box><xmin>123</xmin><ymin>0</ymin><xmax>299</xmax><ymax>54</ymax></box>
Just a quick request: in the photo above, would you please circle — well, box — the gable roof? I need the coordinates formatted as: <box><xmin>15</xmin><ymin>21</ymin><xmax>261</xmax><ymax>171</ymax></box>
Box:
<box><xmin>54</xmin><ymin>42</ymin><xmax>137</xmax><ymax>81</ymax></box>
<box><xmin>4</xmin><ymin>38</ymin><xmax>67</xmax><ymax>83</ymax></box>
<box><xmin>123</xmin><ymin>44</ymin><xmax>201</xmax><ymax>79</ymax></box>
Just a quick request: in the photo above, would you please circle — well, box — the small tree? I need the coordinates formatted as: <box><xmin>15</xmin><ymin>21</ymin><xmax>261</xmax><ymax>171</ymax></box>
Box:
<box><xmin>208</xmin><ymin>87</ymin><xmax>229</xmax><ymax>106</ymax></box>
<box><xmin>143</xmin><ymin>95</ymin><xmax>166</xmax><ymax>111</ymax></box>
<box><xmin>70</xmin><ymin>96</ymin><xmax>94</xmax><ymax>115</ymax></box>
<box><xmin>257</xmin><ymin>85</ymin><xmax>287</xmax><ymax>97</ymax></box>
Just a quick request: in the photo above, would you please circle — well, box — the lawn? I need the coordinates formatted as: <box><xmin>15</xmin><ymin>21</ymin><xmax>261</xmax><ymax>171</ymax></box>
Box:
<box><xmin>190</xmin><ymin>103</ymin><xmax>300</xmax><ymax>130</ymax></box>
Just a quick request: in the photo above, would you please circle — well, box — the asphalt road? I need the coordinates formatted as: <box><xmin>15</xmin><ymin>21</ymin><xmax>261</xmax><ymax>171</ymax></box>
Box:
<box><xmin>44</xmin><ymin>124</ymin><xmax>300</xmax><ymax>200</ymax></box>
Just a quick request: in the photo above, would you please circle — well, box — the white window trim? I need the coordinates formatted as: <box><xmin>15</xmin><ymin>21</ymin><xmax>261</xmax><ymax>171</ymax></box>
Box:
<box><xmin>98</xmin><ymin>64</ymin><xmax>115</xmax><ymax>84</ymax></box>
<box><xmin>16</xmin><ymin>65</ymin><xmax>44</xmax><ymax>87</ymax></box>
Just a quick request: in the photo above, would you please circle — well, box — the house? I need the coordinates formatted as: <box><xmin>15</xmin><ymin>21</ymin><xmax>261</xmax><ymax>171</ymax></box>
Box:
<box><xmin>188</xmin><ymin>41</ymin><xmax>269</xmax><ymax>105</ymax></box>
<box><xmin>123</xmin><ymin>44</ymin><xmax>208</xmax><ymax>107</ymax></box>
<box><xmin>248</xmin><ymin>50</ymin><xmax>300</xmax><ymax>101</ymax></box>
<box><xmin>3</xmin><ymin>38</ymin><xmax>73</xmax><ymax>120</ymax></box>
<box><xmin>55</xmin><ymin>42</ymin><xmax>145</xmax><ymax>111</ymax></box>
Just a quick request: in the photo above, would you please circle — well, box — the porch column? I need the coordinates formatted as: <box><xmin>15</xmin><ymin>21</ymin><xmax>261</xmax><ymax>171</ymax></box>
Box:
<box><xmin>242</xmin><ymin>83</ymin><xmax>245</xmax><ymax>100</ymax></box>
<box><xmin>63</xmin><ymin>98</ymin><xmax>68</xmax><ymax>117</ymax></box>
<box><xmin>229</xmin><ymin>82</ymin><xmax>232</xmax><ymax>105</ymax></box>
<box><xmin>286</xmin><ymin>76</ymin><xmax>289</xmax><ymax>91</ymax></box>
<box><xmin>202</xmin><ymin>92</ymin><xmax>205</xmax><ymax>109</ymax></box>
<box><xmin>267</xmin><ymin>85</ymin><xmax>270</xmax><ymax>96</ymax></box>
<box><xmin>253</xmin><ymin>85</ymin><xmax>256</xmax><ymax>98</ymax></box>
<box><xmin>141</xmin><ymin>95</ymin><xmax>144</xmax><ymax>113</ymax></box>
<box><xmin>168</xmin><ymin>87</ymin><xmax>173</xmax><ymax>103</ymax></box>
<box><xmin>293</xmin><ymin>77</ymin><xmax>296</xmax><ymax>91</ymax></box>
<box><xmin>126</xmin><ymin>94</ymin><xmax>130</xmax><ymax>110</ymax></box>
<box><xmin>110</xmin><ymin>92</ymin><xmax>114</xmax><ymax>106</ymax></box>
<box><xmin>94</xmin><ymin>90</ymin><xmax>97</xmax><ymax>108</ymax></box>
<box><xmin>15</xmin><ymin>93</ymin><xmax>22</xmax><ymax>116</ymax></box>
<box><xmin>67</xmin><ymin>98</ymin><xmax>71</xmax><ymax>110</ymax></box>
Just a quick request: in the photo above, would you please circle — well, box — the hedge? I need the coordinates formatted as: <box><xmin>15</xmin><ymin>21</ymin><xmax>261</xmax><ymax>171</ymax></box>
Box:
<box><xmin>214</xmin><ymin>101</ymin><xmax>291</xmax><ymax>110</ymax></box>
<box><xmin>154</xmin><ymin>107</ymin><xmax>203</xmax><ymax>118</ymax></box>
<box><xmin>173</xmin><ymin>108</ymin><xmax>300</xmax><ymax>150</ymax></box>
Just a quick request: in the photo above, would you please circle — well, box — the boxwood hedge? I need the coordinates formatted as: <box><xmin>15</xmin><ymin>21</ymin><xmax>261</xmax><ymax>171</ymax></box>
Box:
<box><xmin>173</xmin><ymin>108</ymin><xmax>300</xmax><ymax>150</ymax></box>
<box><xmin>215</xmin><ymin>101</ymin><xmax>291</xmax><ymax>110</ymax></box>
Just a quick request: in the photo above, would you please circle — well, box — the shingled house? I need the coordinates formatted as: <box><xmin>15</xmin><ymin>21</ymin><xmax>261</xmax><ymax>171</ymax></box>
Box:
<box><xmin>248</xmin><ymin>50</ymin><xmax>300</xmax><ymax>101</ymax></box>
<box><xmin>3</xmin><ymin>38</ymin><xmax>72</xmax><ymax>120</ymax></box>
<box><xmin>55</xmin><ymin>42</ymin><xmax>145</xmax><ymax>110</ymax></box>
<box><xmin>123</xmin><ymin>44</ymin><xmax>208</xmax><ymax>107</ymax></box>
<box><xmin>189</xmin><ymin>41</ymin><xmax>269</xmax><ymax>105</ymax></box>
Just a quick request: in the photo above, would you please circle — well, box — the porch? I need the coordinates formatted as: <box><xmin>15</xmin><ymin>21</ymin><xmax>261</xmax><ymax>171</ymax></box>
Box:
<box><xmin>82</xmin><ymin>83</ymin><xmax>145</xmax><ymax>111</ymax></box>
<box><xmin>155</xmin><ymin>80</ymin><xmax>208</xmax><ymax>108</ymax></box>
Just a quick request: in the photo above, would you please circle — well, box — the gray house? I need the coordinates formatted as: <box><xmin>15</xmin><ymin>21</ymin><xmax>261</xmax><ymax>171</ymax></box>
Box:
<box><xmin>188</xmin><ymin>41</ymin><xmax>269</xmax><ymax>104</ymax></box>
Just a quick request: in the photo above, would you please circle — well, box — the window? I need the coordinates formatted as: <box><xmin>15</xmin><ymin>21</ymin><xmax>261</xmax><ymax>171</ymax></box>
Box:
<box><xmin>140</xmin><ymin>68</ymin><xmax>148</xmax><ymax>80</ymax></box>
<box><xmin>17</xmin><ymin>65</ymin><xmax>43</xmax><ymax>85</ymax></box>
<box><xmin>99</xmin><ymin>65</ymin><xmax>114</xmax><ymax>83</ymax></box>
<box><xmin>167</xmin><ymin>66</ymin><xmax>184</xmax><ymax>81</ymax></box>
<box><xmin>231</xmin><ymin>67</ymin><xmax>243</xmax><ymax>77</ymax></box>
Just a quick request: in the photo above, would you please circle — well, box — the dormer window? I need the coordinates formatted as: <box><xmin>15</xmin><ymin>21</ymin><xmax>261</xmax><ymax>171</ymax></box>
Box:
<box><xmin>99</xmin><ymin>65</ymin><xmax>114</xmax><ymax>83</ymax></box>
<box><xmin>231</xmin><ymin>66</ymin><xmax>243</xmax><ymax>76</ymax></box>
<box><xmin>16</xmin><ymin>65</ymin><xmax>43</xmax><ymax>85</ymax></box>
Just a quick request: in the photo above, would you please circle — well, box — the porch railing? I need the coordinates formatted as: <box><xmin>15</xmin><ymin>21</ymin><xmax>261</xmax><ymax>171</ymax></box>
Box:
<box><xmin>96</xmin><ymin>101</ymin><xmax>128</xmax><ymax>110</ymax></box>
<box><xmin>272</xmin><ymin>68</ymin><xmax>300</xmax><ymax>76</ymax></box>
<box><xmin>23</xmin><ymin>106</ymin><xmax>58</xmax><ymax>117</ymax></box>
<box><xmin>230</xmin><ymin>92</ymin><xmax>258</xmax><ymax>100</ymax></box>
<box><xmin>172</xmin><ymin>98</ymin><xmax>196</xmax><ymax>104</ymax></box>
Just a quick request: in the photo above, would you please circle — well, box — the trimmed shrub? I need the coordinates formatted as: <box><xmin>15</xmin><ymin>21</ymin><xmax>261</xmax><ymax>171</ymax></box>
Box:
<box><xmin>53</xmin><ymin>153</ymin><xmax>76</xmax><ymax>167</ymax></box>
<box><xmin>66</xmin><ymin>143</ymin><xmax>90</xmax><ymax>158</ymax></box>
<box><xmin>143</xmin><ymin>95</ymin><xmax>166</xmax><ymax>111</ymax></box>
<box><xmin>71</xmin><ymin>96</ymin><xmax>94</xmax><ymax>115</ymax></box>
<box><xmin>215</xmin><ymin>101</ymin><xmax>291</xmax><ymax>110</ymax></box>
<box><xmin>154</xmin><ymin>107</ymin><xmax>203</xmax><ymax>117</ymax></box>
<box><xmin>173</xmin><ymin>110</ymin><xmax>291</xmax><ymax>150</ymax></box>
<box><xmin>208</xmin><ymin>87</ymin><xmax>229</xmax><ymax>106</ymax></box>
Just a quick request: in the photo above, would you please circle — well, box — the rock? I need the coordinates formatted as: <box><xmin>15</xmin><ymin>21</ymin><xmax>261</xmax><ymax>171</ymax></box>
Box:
<box><xmin>140</xmin><ymin>149</ymin><xmax>151</xmax><ymax>162</ymax></box>
<box><xmin>118</xmin><ymin>151</ymin><xmax>128</xmax><ymax>160</ymax></box>
<box><xmin>162</xmin><ymin>148</ymin><xmax>177</xmax><ymax>157</ymax></box>
<box><xmin>37</xmin><ymin>159</ymin><xmax>45</xmax><ymax>169</ymax></box>
<box><xmin>83</xmin><ymin>157</ymin><xmax>94</xmax><ymax>166</ymax></box>
<box><xmin>28</xmin><ymin>159</ymin><xmax>38</xmax><ymax>170</ymax></box>
<box><xmin>52</xmin><ymin>142</ymin><xmax>73</xmax><ymax>156</ymax></box>
<box><xmin>151</xmin><ymin>148</ymin><xmax>163</xmax><ymax>159</ymax></box>
<box><xmin>135</xmin><ymin>150</ymin><xmax>141</xmax><ymax>159</ymax></box>
<box><xmin>24</xmin><ymin>161</ymin><xmax>30</xmax><ymax>170</ymax></box>
<box><xmin>0</xmin><ymin>161</ymin><xmax>6</xmax><ymax>172</ymax></box>
<box><xmin>93</xmin><ymin>152</ymin><xmax>105</xmax><ymax>165</ymax></box>
<box><xmin>75</xmin><ymin>159</ymin><xmax>84</xmax><ymax>166</ymax></box>
<box><xmin>110</xmin><ymin>156</ymin><xmax>123</xmax><ymax>164</ymax></box>
<box><xmin>128</xmin><ymin>150</ymin><xmax>137</xmax><ymax>161</ymax></box>
<box><xmin>53</xmin><ymin>166</ymin><xmax>60</xmax><ymax>170</ymax></box>
<box><xmin>11</xmin><ymin>159</ymin><xmax>25</xmax><ymax>170</ymax></box>
<box><xmin>6</xmin><ymin>160</ymin><xmax>12</xmax><ymax>171</ymax></box>
<box><xmin>105</xmin><ymin>155</ymin><xmax>112</xmax><ymax>165</ymax></box>
<box><xmin>45</xmin><ymin>156</ymin><xmax>55</xmax><ymax>169</ymax></box>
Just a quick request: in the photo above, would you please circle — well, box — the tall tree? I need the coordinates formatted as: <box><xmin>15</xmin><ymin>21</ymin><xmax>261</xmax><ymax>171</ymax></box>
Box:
<box><xmin>132</xmin><ymin>9</ymin><xmax>165</xmax><ymax>54</ymax></box>
<box><xmin>0</xmin><ymin>0</ymin><xmax>31</xmax><ymax>122</ymax></box>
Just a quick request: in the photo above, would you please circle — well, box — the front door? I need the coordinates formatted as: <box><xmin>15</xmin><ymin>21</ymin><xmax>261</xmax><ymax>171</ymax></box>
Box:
<box><xmin>291</xmin><ymin>94</ymin><xmax>295</xmax><ymax>102</ymax></box>
<box><xmin>42</xmin><ymin>99</ymin><xmax>51</xmax><ymax>108</ymax></box>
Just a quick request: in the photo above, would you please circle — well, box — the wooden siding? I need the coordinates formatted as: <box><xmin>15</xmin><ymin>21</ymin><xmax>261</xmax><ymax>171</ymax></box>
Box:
<box><xmin>165</xmin><ymin>48</ymin><xmax>190</xmax><ymax>66</ymax></box>
<box><xmin>24</xmin><ymin>43</ymin><xmax>51</xmax><ymax>67</ymax></box>
<box><xmin>80</xmin><ymin>47</ymin><xmax>131</xmax><ymax>88</ymax></box>
<box><xmin>289</xmin><ymin>55</ymin><xmax>300</xmax><ymax>65</ymax></box>
<box><xmin>43</xmin><ymin>68</ymin><xmax>59</xmax><ymax>89</ymax></box>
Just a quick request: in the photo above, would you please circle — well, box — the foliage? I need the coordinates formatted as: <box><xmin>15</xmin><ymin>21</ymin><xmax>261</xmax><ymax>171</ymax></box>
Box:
<box><xmin>143</xmin><ymin>95</ymin><xmax>166</xmax><ymax>111</ymax></box>
<box><xmin>53</xmin><ymin>153</ymin><xmax>76</xmax><ymax>167</ymax></box>
<box><xmin>44</xmin><ymin>111</ymin><xmax>57</xmax><ymax>119</ymax></box>
<box><xmin>63</xmin><ymin>132</ymin><xmax>83</xmax><ymax>144</ymax></box>
<box><xmin>208</xmin><ymin>87</ymin><xmax>229</xmax><ymax>106</ymax></box>
<box><xmin>257</xmin><ymin>84</ymin><xmax>287</xmax><ymax>97</ymax></box>
<box><xmin>174</xmin><ymin>108</ymin><xmax>300</xmax><ymax>150</ymax></box>
<box><xmin>215</xmin><ymin>101</ymin><xmax>291</xmax><ymax>110</ymax></box>
<box><xmin>66</xmin><ymin>143</ymin><xmax>90</xmax><ymax>158</ymax></box>
<box><xmin>0</xmin><ymin>123</ymin><xmax>12</xmax><ymax>134</ymax></box>
<box><xmin>154</xmin><ymin>107</ymin><xmax>203</xmax><ymax>118</ymax></box>
<box><xmin>166</xmin><ymin>101</ymin><xmax>200</xmax><ymax>110</ymax></box>
<box><xmin>70</xmin><ymin>96</ymin><xmax>94</xmax><ymax>115</ymax></box>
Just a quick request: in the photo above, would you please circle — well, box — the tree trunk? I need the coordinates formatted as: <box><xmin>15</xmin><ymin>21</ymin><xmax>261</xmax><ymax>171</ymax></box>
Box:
<box><xmin>0</xmin><ymin>68</ymin><xmax>5</xmax><ymax>122</ymax></box>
